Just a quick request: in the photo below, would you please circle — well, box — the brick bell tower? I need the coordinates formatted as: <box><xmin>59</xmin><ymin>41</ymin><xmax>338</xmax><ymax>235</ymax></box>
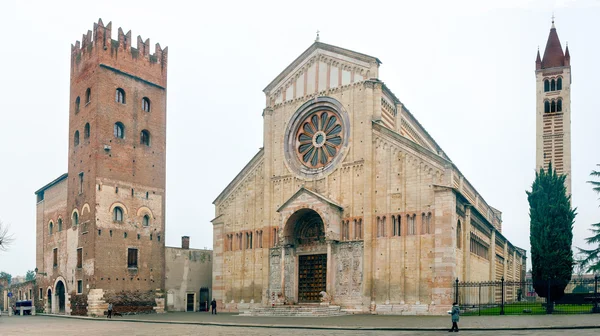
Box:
<box><xmin>67</xmin><ymin>19</ymin><xmax>167</xmax><ymax>314</ymax></box>
<box><xmin>535</xmin><ymin>17</ymin><xmax>571</xmax><ymax>195</ymax></box>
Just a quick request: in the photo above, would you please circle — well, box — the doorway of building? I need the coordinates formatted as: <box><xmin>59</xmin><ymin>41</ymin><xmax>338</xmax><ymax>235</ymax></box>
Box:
<box><xmin>55</xmin><ymin>280</ymin><xmax>66</xmax><ymax>313</ymax></box>
<box><xmin>47</xmin><ymin>289</ymin><xmax>52</xmax><ymax>312</ymax></box>
<box><xmin>186</xmin><ymin>293</ymin><xmax>195</xmax><ymax>312</ymax></box>
<box><xmin>199</xmin><ymin>287</ymin><xmax>209</xmax><ymax>311</ymax></box>
<box><xmin>298</xmin><ymin>254</ymin><xmax>327</xmax><ymax>302</ymax></box>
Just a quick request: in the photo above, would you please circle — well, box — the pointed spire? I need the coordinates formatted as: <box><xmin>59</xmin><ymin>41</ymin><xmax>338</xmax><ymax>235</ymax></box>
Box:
<box><xmin>564</xmin><ymin>43</ymin><xmax>570</xmax><ymax>66</ymax></box>
<box><xmin>315</xmin><ymin>30</ymin><xmax>320</xmax><ymax>43</ymax></box>
<box><xmin>541</xmin><ymin>18</ymin><xmax>565</xmax><ymax>69</ymax></box>
<box><xmin>536</xmin><ymin>48</ymin><xmax>542</xmax><ymax>70</ymax></box>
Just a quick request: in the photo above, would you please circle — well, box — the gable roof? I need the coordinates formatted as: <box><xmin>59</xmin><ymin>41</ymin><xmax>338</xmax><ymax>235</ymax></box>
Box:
<box><xmin>34</xmin><ymin>173</ymin><xmax>68</xmax><ymax>195</ymax></box>
<box><xmin>276</xmin><ymin>187</ymin><xmax>343</xmax><ymax>213</ymax></box>
<box><xmin>263</xmin><ymin>41</ymin><xmax>381</xmax><ymax>93</ymax></box>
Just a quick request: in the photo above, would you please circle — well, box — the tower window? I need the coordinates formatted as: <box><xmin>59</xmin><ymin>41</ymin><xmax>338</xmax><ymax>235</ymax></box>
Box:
<box><xmin>557</xmin><ymin>98</ymin><xmax>562</xmax><ymax>112</ymax></box>
<box><xmin>551</xmin><ymin>100</ymin><xmax>556</xmax><ymax>113</ymax></box>
<box><xmin>557</xmin><ymin>77</ymin><xmax>563</xmax><ymax>90</ymax></box>
<box><xmin>142</xmin><ymin>97</ymin><xmax>151</xmax><ymax>112</ymax></box>
<box><xmin>113</xmin><ymin>207</ymin><xmax>124</xmax><ymax>222</ymax></box>
<box><xmin>75</xmin><ymin>96</ymin><xmax>80</xmax><ymax>113</ymax></box>
<box><xmin>84</xmin><ymin>123</ymin><xmax>90</xmax><ymax>139</ymax></box>
<box><xmin>49</xmin><ymin>221</ymin><xmax>53</xmax><ymax>235</ymax></box>
<box><xmin>544</xmin><ymin>80</ymin><xmax>550</xmax><ymax>92</ymax></box>
<box><xmin>74</xmin><ymin>130</ymin><xmax>80</xmax><ymax>146</ymax></box>
<box><xmin>79</xmin><ymin>172</ymin><xmax>84</xmax><ymax>194</ymax></box>
<box><xmin>127</xmin><ymin>248</ymin><xmax>138</xmax><ymax>268</ymax></box>
<box><xmin>115</xmin><ymin>88</ymin><xmax>126</xmax><ymax>104</ymax></box>
<box><xmin>550</xmin><ymin>79</ymin><xmax>556</xmax><ymax>91</ymax></box>
<box><xmin>85</xmin><ymin>88</ymin><xmax>91</xmax><ymax>104</ymax></box>
<box><xmin>114</xmin><ymin>122</ymin><xmax>125</xmax><ymax>139</ymax></box>
<box><xmin>142</xmin><ymin>215</ymin><xmax>150</xmax><ymax>227</ymax></box>
<box><xmin>140</xmin><ymin>130</ymin><xmax>151</xmax><ymax>146</ymax></box>
<box><xmin>58</xmin><ymin>218</ymin><xmax>62</xmax><ymax>232</ymax></box>
<box><xmin>72</xmin><ymin>212</ymin><xmax>79</xmax><ymax>226</ymax></box>
<box><xmin>544</xmin><ymin>100</ymin><xmax>550</xmax><ymax>113</ymax></box>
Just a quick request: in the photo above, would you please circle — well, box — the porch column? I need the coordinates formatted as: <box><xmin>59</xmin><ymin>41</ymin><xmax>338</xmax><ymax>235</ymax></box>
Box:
<box><xmin>280</xmin><ymin>246</ymin><xmax>285</xmax><ymax>302</ymax></box>
<box><xmin>326</xmin><ymin>240</ymin><xmax>333</xmax><ymax>295</ymax></box>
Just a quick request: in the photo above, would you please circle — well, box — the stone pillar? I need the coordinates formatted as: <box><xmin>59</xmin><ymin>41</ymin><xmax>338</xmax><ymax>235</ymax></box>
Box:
<box><xmin>432</xmin><ymin>186</ymin><xmax>456</xmax><ymax>313</ymax></box>
<box><xmin>326</xmin><ymin>240</ymin><xmax>333</xmax><ymax>295</ymax></box>
<box><xmin>463</xmin><ymin>206</ymin><xmax>472</xmax><ymax>281</ymax></box>
<box><xmin>280</xmin><ymin>246</ymin><xmax>285</xmax><ymax>302</ymax></box>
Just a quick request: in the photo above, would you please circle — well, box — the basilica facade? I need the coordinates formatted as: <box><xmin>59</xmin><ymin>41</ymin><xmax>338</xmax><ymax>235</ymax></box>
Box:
<box><xmin>212</xmin><ymin>41</ymin><xmax>526</xmax><ymax>314</ymax></box>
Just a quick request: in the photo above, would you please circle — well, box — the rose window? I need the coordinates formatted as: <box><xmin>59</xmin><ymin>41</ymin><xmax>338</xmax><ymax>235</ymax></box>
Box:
<box><xmin>295</xmin><ymin>111</ymin><xmax>343</xmax><ymax>169</ymax></box>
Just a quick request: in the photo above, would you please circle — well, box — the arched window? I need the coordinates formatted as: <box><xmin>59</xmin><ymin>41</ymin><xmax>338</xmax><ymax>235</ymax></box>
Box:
<box><xmin>142</xmin><ymin>97</ymin><xmax>151</xmax><ymax>112</ymax></box>
<box><xmin>114</xmin><ymin>122</ymin><xmax>125</xmax><ymax>139</ymax></box>
<box><xmin>115</xmin><ymin>88</ymin><xmax>126</xmax><ymax>104</ymax></box>
<box><xmin>550</xmin><ymin>79</ymin><xmax>556</xmax><ymax>91</ymax></box>
<box><xmin>557</xmin><ymin>77</ymin><xmax>562</xmax><ymax>90</ymax></box>
<box><xmin>421</xmin><ymin>213</ymin><xmax>426</xmax><ymax>234</ymax></box>
<box><xmin>408</xmin><ymin>214</ymin><xmax>416</xmax><ymax>235</ymax></box>
<box><xmin>84</xmin><ymin>123</ymin><xmax>90</xmax><ymax>139</ymax></box>
<box><xmin>142</xmin><ymin>215</ymin><xmax>150</xmax><ymax>227</ymax></box>
<box><xmin>72</xmin><ymin>212</ymin><xmax>79</xmax><ymax>226</ymax></box>
<box><xmin>49</xmin><ymin>221</ymin><xmax>53</xmax><ymax>235</ymax></box>
<box><xmin>544</xmin><ymin>101</ymin><xmax>550</xmax><ymax>113</ymax></box>
<box><xmin>58</xmin><ymin>218</ymin><xmax>63</xmax><ymax>232</ymax></box>
<box><xmin>75</xmin><ymin>97</ymin><xmax>80</xmax><ymax>113</ymax></box>
<box><xmin>113</xmin><ymin>207</ymin><xmax>124</xmax><ymax>222</ymax></box>
<box><xmin>425</xmin><ymin>212</ymin><xmax>432</xmax><ymax>234</ymax></box>
<box><xmin>74</xmin><ymin>131</ymin><xmax>80</xmax><ymax>146</ymax></box>
<box><xmin>544</xmin><ymin>80</ymin><xmax>550</xmax><ymax>92</ymax></box>
<box><xmin>551</xmin><ymin>100</ymin><xmax>556</xmax><ymax>113</ymax></box>
<box><xmin>140</xmin><ymin>130</ymin><xmax>150</xmax><ymax>146</ymax></box>
<box><xmin>85</xmin><ymin>88</ymin><xmax>91</xmax><ymax>104</ymax></box>
<box><xmin>557</xmin><ymin>98</ymin><xmax>562</xmax><ymax>112</ymax></box>
<box><xmin>457</xmin><ymin>220</ymin><xmax>462</xmax><ymax>249</ymax></box>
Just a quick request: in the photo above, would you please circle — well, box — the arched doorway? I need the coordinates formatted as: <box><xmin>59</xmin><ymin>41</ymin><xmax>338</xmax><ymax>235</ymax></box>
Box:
<box><xmin>47</xmin><ymin>288</ymin><xmax>52</xmax><ymax>312</ymax></box>
<box><xmin>284</xmin><ymin>209</ymin><xmax>327</xmax><ymax>303</ymax></box>
<box><xmin>55</xmin><ymin>280</ymin><xmax>66</xmax><ymax>313</ymax></box>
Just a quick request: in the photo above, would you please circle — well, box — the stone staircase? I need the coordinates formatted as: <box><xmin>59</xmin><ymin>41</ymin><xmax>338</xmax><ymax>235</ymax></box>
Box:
<box><xmin>239</xmin><ymin>304</ymin><xmax>346</xmax><ymax>317</ymax></box>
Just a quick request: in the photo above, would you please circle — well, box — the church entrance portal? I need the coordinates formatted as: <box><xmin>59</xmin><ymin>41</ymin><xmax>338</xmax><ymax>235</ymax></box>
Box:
<box><xmin>55</xmin><ymin>280</ymin><xmax>66</xmax><ymax>313</ymax></box>
<box><xmin>298</xmin><ymin>254</ymin><xmax>327</xmax><ymax>302</ymax></box>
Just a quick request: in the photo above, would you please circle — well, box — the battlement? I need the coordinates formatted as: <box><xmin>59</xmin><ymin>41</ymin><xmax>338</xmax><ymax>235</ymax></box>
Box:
<box><xmin>70</xmin><ymin>19</ymin><xmax>167</xmax><ymax>86</ymax></box>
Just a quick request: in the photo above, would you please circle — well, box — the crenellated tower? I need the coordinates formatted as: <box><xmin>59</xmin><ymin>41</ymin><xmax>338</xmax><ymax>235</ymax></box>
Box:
<box><xmin>535</xmin><ymin>18</ymin><xmax>571</xmax><ymax>195</ymax></box>
<box><xmin>64</xmin><ymin>18</ymin><xmax>167</xmax><ymax>314</ymax></box>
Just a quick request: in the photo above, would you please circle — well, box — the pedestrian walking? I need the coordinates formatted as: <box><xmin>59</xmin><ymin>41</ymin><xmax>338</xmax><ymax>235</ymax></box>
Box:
<box><xmin>211</xmin><ymin>298</ymin><xmax>217</xmax><ymax>315</ymax></box>
<box><xmin>448</xmin><ymin>302</ymin><xmax>459</xmax><ymax>332</ymax></box>
<box><xmin>107</xmin><ymin>302</ymin><xmax>113</xmax><ymax>319</ymax></box>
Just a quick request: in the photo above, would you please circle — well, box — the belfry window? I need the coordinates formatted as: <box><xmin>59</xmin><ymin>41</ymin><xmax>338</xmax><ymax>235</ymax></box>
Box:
<box><xmin>140</xmin><ymin>130</ymin><xmax>151</xmax><ymax>146</ymax></box>
<box><xmin>544</xmin><ymin>101</ymin><xmax>550</xmax><ymax>113</ymax></box>
<box><xmin>557</xmin><ymin>98</ymin><xmax>562</xmax><ymax>112</ymax></box>
<box><xmin>114</xmin><ymin>122</ymin><xmax>125</xmax><ymax>139</ymax></box>
<box><xmin>142</xmin><ymin>97</ymin><xmax>151</xmax><ymax>112</ymax></box>
<box><xmin>551</xmin><ymin>100</ymin><xmax>556</xmax><ymax>113</ymax></box>
<box><xmin>113</xmin><ymin>207</ymin><xmax>124</xmax><ymax>222</ymax></box>
<box><xmin>544</xmin><ymin>80</ymin><xmax>550</xmax><ymax>92</ymax></box>
<box><xmin>557</xmin><ymin>77</ymin><xmax>562</xmax><ymax>90</ymax></box>
<box><xmin>550</xmin><ymin>79</ymin><xmax>556</xmax><ymax>91</ymax></box>
<box><xmin>115</xmin><ymin>88</ymin><xmax>126</xmax><ymax>104</ymax></box>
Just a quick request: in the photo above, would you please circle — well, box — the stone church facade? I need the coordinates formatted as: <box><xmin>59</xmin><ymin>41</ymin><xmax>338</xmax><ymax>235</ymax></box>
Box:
<box><xmin>212</xmin><ymin>42</ymin><xmax>526</xmax><ymax>314</ymax></box>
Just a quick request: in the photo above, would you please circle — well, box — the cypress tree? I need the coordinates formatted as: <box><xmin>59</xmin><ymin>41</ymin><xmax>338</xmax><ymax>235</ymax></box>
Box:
<box><xmin>527</xmin><ymin>162</ymin><xmax>576</xmax><ymax>302</ymax></box>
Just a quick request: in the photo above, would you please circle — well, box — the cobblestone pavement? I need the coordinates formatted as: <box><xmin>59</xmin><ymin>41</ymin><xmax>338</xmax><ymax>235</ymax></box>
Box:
<box><xmin>1</xmin><ymin>316</ymin><xmax>600</xmax><ymax>336</ymax></box>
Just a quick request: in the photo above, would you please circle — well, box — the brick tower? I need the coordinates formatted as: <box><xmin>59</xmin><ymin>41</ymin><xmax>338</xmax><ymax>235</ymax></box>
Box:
<box><xmin>35</xmin><ymin>19</ymin><xmax>168</xmax><ymax>315</ymax></box>
<box><xmin>535</xmin><ymin>18</ymin><xmax>571</xmax><ymax>195</ymax></box>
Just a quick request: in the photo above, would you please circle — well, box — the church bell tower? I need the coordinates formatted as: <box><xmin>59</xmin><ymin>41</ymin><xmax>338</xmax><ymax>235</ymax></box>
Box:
<box><xmin>535</xmin><ymin>18</ymin><xmax>572</xmax><ymax>195</ymax></box>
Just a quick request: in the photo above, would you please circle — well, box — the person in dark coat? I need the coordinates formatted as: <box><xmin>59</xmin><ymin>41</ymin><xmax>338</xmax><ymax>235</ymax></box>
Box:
<box><xmin>211</xmin><ymin>299</ymin><xmax>217</xmax><ymax>315</ymax></box>
<box><xmin>448</xmin><ymin>302</ymin><xmax>460</xmax><ymax>332</ymax></box>
<box><xmin>107</xmin><ymin>303</ymin><xmax>113</xmax><ymax>319</ymax></box>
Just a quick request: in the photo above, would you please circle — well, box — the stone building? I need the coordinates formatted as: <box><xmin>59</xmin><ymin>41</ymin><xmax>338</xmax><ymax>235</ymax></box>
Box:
<box><xmin>535</xmin><ymin>20</ymin><xmax>572</xmax><ymax>194</ymax></box>
<box><xmin>212</xmin><ymin>40</ymin><xmax>526</xmax><ymax>314</ymax></box>
<box><xmin>35</xmin><ymin>19</ymin><xmax>168</xmax><ymax>316</ymax></box>
<box><xmin>165</xmin><ymin>236</ymin><xmax>213</xmax><ymax>312</ymax></box>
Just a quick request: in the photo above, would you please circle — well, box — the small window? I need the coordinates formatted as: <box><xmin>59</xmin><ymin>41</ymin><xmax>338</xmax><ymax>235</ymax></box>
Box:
<box><xmin>143</xmin><ymin>215</ymin><xmax>150</xmax><ymax>227</ymax></box>
<box><xmin>72</xmin><ymin>212</ymin><xmax>79</xmax><ymax>226</ymax></box>
<box><xmin>75</xmin><ymin>96</ymin><xmax>81</xmax><ymax>113</ymax></box>
<box><xmin>557</xmin><ymin>77</ymin><xmax>563</xmax><ymax>90</ymax></box>
<box><xmin>142</xmin><ymin>97</ymin><xmax>151</xmax><ymax>112</ymax></box>
<box><xmin>84</xmin><ymin>123</ymin><xmax>90</xmax><ymax>139</ymax></box>
<box><xmin>85</xmin><ymin>88</ymin><xmax>91</xmax><ymax>104</ymax></box>
<box><xmin>58</xmin><ymin>218</ymin><xmax>63</xmax><ymax>232</ymax></box>
<box><xmin>127</xmin><ymin>248</ymin><xmax>138</xmax><ymax>268</ymax></box>
<box><xmin>53</xmin><ymin>248</ymin><xmax>58</xmax><ymax>267</ymax></box>
<box><xmin>77</xmin><ymin>280</ymin><xmax>83</xmax><ymax>294</ymax></box>
<box><xmin>158</xmin><ymin>234</ymin><xmax>161</xmax><ymax>242</ymax></box>
<box><xmin>544</xmin><ymin>101</ymin><xmax>550</xmax><ymax>113</ymax></box>
<box><xmin>79</xmin><ymin>172</ymin><xmax>84</xmax><ymax>194</ymax></box>
<box><xmin>74</xmin><ymin>130</ymin><xmax>80</xmax><ymax>146</ymax></box>
<box><xmin>140</xmin><ymin>130</ymin><xmax>151</xmax><ymax>146</ymax></box>
<box><xmin>113</xmin><ymin>207</ymin><xmax>124</xmax><ymax>222</ymax></box>
<box><xmin>115</xmin><ymin>88</ymin><xmax>126</xmax><ymax>104</ymax></box>
<box><xmin>457</xmin><ymin>220</ymin><xmax>462</xmax><ymax>249</ymax></box>
<box><xmin>49</xmin><ymin>221</ymin><xmax>54</xmax><ymax>235</ymax></box>
<box><xmin>77</xmin><ymin>248</ymin><xmax>82</xmax><ymax>268</ymax></box>
<box><xmin>114</xmin><ymin>122</ymin><xmax>125</xmax><ymax>139</ymax></box>
<box><xmin>544</xmin><ymin>80</ymin><xmax>550</xmax><ymax>92</ymax></box>
<box><xmin>557</xmin><ymin>98</ymin><xmax>562</xmax><ymax>112</ymax></box>
<box><xmin>39</xmin><ymin>288</ymin><xmax>43</xmax><ymax>300</ymax></box>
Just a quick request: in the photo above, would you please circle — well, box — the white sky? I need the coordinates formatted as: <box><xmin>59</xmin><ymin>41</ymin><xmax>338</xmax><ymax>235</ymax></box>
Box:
<box><xmin>0</xmin><ymin>0</ymin><xmax>599</xmax><ymax>277</ymax></box>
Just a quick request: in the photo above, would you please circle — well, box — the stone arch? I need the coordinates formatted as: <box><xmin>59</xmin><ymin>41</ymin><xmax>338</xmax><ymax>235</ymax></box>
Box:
<box><xmin>109</xmin><ymin>202</ymin><xmax>129</xmax><ymax>216</ymax></box>
<box><xmin>282</xmin><ymin>208</ymin><xmax>326</xmax><ymax>246</ymax></box>
<box><xmin>81</xmin><ymin>203</ymin><xmax>91</xmax><ymax>215</ymax></box>
<box><xmin>71</xmin><ymin>208</ymin><xmax>80</xmax><ymax>226</ymax></box>
<box><xmin>53</xmin><ymin>276</ymin><xmax>68</xmax><ymax>314</ymax></box>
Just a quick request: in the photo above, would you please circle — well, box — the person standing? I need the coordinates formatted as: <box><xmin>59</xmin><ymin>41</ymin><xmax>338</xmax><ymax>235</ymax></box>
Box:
<box><xmin>448</xmin><ymin>302</ymin><xmax>460</xmax><ymax>332</ymax></box>
<box><xmin>107</xmin><ymin>303</ymin><xmax>113</xmax><ymax>319</ymax></box>
<box><xmin>210</xmin><ymin>299</ymin><xmax>217</xmax><ymax>315</ymax></box>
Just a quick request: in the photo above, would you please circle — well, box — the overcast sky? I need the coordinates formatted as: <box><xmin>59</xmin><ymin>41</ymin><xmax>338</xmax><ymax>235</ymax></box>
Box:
<box><xmin>0</xmin><ymin>0</ymin><xmax>599</xmax><ymax>276</ymax></box>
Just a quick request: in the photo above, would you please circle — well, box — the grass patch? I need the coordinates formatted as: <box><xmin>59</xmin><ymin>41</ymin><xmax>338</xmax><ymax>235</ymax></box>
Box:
<box><xmin>461</xmin><ymin>303</ymin><xmax>595</xmax><ymax>316</ymax></box>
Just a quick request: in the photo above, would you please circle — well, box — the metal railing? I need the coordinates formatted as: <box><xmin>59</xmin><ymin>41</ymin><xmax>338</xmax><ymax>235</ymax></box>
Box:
<box><xmin>454</xmin><ymin>276</ymin><xmax>600</xmax><ymax>315</ymax></box>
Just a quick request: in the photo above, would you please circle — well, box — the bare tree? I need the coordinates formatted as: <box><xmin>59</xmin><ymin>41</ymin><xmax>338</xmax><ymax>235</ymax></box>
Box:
<box><xmin>0</xmin><ymin>220</ymin><xmax>14</xmax><ymax>251</ymax></box>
